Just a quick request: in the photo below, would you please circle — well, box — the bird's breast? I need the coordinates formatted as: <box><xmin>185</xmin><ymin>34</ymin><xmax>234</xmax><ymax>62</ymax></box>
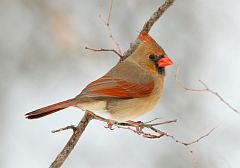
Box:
<box><xmin>107</xmin><ymin>77</ymin><xmax>164</xmax><ymax>122</ymax></box>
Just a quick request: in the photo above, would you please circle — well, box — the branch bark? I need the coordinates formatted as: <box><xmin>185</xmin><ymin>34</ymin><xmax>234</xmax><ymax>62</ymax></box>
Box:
<box><xmin>175</xmin><ymin>67</ymin><xmax>240</xmax><ymax>115</ymax></box>
<box><xmin>49</xmin><ymin>0</ymin><xmax>176</xmax><ymax>167</ymax></box>
<box><xmin>49</xmin><ymin>111</ymin><xmax>93</xmax><ymax>168</ymax></box>
<box><xmin>122</xmin><ymin>0</ymin><xmax>175</xmax><ymax>60</ymax></box>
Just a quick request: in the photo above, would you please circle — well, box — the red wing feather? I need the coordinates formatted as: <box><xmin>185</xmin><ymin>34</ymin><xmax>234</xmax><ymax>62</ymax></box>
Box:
<box><xmin>80</xmin><ymin>76</ymin><xmax>154</xmax><ymax>99</ymax></box>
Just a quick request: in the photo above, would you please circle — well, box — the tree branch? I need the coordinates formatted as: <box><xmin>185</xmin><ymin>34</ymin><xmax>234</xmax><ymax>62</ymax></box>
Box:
<box><xmin>49</xmin><ymin>111</ymin><xmax>94</xmax><ymax>168</ymax></box>
<box><xmin>99</xmin><ymin>0</ymin><xmax>123</xmax><ymax>55</ymax></box>
<box><xmin>85</xmin><ymin>46</ymin><xmax>123</xmax><ymax>60</ymax></box>
<box><xmin>175</xmin><ymin>67</ymin><xmax>240</xmax><ymax>115</ymax></box>
<box><xmin>122</xmin><ymin>0</ymin><xmax>175</xmax><ymax>60</ymax></box>
<box><xmin>51</xmin><ymin>111</ymin><xmax>215</xmax><ymax>168</ymax></box>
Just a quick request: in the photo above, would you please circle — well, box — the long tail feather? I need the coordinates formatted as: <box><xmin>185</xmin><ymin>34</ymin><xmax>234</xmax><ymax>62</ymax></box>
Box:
<box><xmin>25</xmin><ymin>99</ymin><xmax>76</xmax><ymax>119</ymax></box>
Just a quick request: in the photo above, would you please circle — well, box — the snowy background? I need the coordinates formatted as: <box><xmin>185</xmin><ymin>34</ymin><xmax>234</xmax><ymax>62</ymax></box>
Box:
<box><xmin>1</xmin><ymin>0</ymin><xmax>240</xmax><ymax>167</ymax></box>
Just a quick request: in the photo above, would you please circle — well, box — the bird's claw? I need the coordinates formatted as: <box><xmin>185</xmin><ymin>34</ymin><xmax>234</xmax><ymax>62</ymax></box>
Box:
<box><xmin>104</xmin><ymin>120</ymin><xmax>115</xmax><ymax>130</ymax></box>
<box><xmin>127</xmin><ymin>120</ymin><xmax>144</xmax><ymax>134</ymax></box>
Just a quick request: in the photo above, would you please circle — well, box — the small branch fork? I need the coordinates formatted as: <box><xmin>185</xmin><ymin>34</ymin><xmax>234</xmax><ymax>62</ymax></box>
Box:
<box><xmin>99</xmin><ymin>0</ymin><xmax>123</xmax><ymax>55</ymax></box>
<box><xmin>85</xmin><ymin>0</ymin><xmax>124</xmax><ymax>60</ymax></box>
<box><xmin>85</xmin><ymin>46</ymin><xmax>123</xmax><ymax>61</ymax></box>
<box><xmin>175</xmin><ymin>67</ymin><xmax>240</xmax><ymax>115</ymax></box>
<box><xmin>49</xmin><ymin>112</ymin><xmax>94</xmax><ymax>168</ymax></box>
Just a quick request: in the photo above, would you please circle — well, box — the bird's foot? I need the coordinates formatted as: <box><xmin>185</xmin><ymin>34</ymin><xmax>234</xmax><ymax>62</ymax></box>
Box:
<box><xmin>105</xmin><ymin>120</ymin><xmax>115</xmax><ymax>130</ymax></box>
<box><xmin>127</xmin><ymin>120</ymin><xmax>144</xmax><ymax>134</ymax></box>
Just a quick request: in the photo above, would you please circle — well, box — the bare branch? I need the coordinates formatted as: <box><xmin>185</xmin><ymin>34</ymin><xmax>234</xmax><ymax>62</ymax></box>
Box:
<box><xmin>85</xmin><ymin>46</ymin><xmax>123</xmax><ymax>60</ymax></box>
<box><xmin>122</xmin><ymin>0</ymin><xmax>175</xmax><ymax>60</ymax></box>
<box><xmin>198</xmin><ymin>80</ymin><xmax>240</xmax><ymax>114</ymax></box>
<box><xmin>99</xmin><ymin>0</ymin><xmax>123</xmax><ymax>55</ymax></box>
<box><xmin>183</xmin><ymin>127</ymin><xmax>215</xmax><ymax>146</ymax></box>
<box><xmin>146</xmin><ymin>119</ymin><xmax>177</xmax><ymax>126</ymax></box>
<box><xmin>175</xmin><ymin>67</ymin><xmax>240</xmax><ymax>115</ymax></box>
<box><xmin>142</xmin><ymin>0</ymin><xmax>175</xmax><ymax>33</ymax></box>
<box><xmin>52</xmin><ymin>125</ymin><xmax>77</xmax><ymax>133</ymax></box>
<box><xmin>49</xmin><ymin>111</ymin><xmax>94</xmax><ymax>168</ymax></box>
<box><xmin>107</xmin><ymin>0</ymin><xmax>113</xmax><ymax>26</ymax></box>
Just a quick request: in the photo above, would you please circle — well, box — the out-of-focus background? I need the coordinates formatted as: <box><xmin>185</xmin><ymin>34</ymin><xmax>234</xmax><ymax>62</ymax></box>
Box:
<box><xmin>1</xmin><ymin>0</ymin><xmax>240</xmax><ymax>167</ymax></box>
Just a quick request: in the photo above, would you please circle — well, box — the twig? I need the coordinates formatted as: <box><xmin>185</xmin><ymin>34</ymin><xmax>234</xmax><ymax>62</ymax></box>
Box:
<box><xmin>198</xmin><ymin>80</ymin><xmax>240</xmax><ymax>114</ymax></box>
<box><xmin>122</xmin><ymin>0</ymin><xmax>175</xmax><ymax>60</ymax></box>
<box><xmin>146</xmin><ymin>125</ymin><xmax>215</xmax><ymax>168</ymax></box>
<box><xmin>52</xmin><ymin>125</ymin><xmax>77</xmax><ymax>133</ymax></box>
<box><xmin>107</xmin><ymin>0</ymin><xmax>113</xmax><ymax>26</ymax></box>
<box><xmin>85</xmin><ymin>46</ymin><xmax>123</xmax><ymax>60</ymax></box>
<box><xmin>99</xmin><ymin>0</ymin><xmax>123</xmax><ymax>55</ymax></box>
<box><xmin>182</xmin><ymin>127</ymin><xmax>215</xmax><ymax>146</ymax></box>
<box><xmin>144</xmin><ymin>117</ymin><xmax>163</xmax><ymax>124</ymax></box>
<box><xmin>146</xmin><ymin>119</ymin><xmax>177</xmax><ymax>126</ymax></box>
<box><xmin>175</xmin><ymin>67</ymin><xmax>240</xmax><ymax>115</ymax></box>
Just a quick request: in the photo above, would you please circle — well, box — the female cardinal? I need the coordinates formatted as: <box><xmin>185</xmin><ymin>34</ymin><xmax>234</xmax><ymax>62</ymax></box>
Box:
<box><xmin>25</xmin><ymin>32</ymin><xmax>173</xmax><ymax>122</ymax></box>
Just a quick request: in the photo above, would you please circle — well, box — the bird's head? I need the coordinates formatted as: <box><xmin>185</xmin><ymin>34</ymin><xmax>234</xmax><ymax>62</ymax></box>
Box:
<box><xmin>128</xmin><ymin>31</ymin><xmax>173</xmax><ymax>75</ymax></box>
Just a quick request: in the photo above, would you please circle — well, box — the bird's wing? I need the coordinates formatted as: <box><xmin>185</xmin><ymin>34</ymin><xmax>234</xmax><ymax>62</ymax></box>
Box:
<box><xmin>78</xmin><ymin>62</ymin><xmax>155</xmax><ymax>99</ymax></box>
<box><xmin>79</xmin><ymin>75</ymin><xmax>154</xmax><ymax>99</ymax></box>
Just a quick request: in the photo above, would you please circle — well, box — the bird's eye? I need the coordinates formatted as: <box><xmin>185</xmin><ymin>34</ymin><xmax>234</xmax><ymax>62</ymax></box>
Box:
<box><xmin>149</xmin><ymin>54</ymin><xmax>158</xmax><ymax>61</ymax></box>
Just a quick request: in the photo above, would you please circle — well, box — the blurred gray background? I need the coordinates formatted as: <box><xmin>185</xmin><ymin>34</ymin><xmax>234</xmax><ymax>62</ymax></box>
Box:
<box><xmin>1</xmin><ymin>0</ymin><xmax>240</xmax><ymax>167</ymax></box>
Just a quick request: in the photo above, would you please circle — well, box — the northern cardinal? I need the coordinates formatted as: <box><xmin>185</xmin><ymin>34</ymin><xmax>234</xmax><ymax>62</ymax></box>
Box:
<box><xmin>25</xmin><ymin>32</ymin><xmax>173</xmax><ymax>122</ymax></box>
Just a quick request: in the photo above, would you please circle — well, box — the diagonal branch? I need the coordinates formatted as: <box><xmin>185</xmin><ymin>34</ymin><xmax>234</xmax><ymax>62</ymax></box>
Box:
<box><xmin>122</xmin><ymin>0</ymin><xmax>175</xmax><ymax>60</ymax></box>
<box><xmin>198</xmin><ymin>80</ymin><xmax>240</xmax><ymax>114</ymax></box>
<box><xmin>85</xmin><ymin>46</ymin><xmax>123</xmax><ymax>60</ymax></box>
<box><xmin>99</xmin><ymin>0</ymin><xmax>123</xmax><ymax>55</ymax></box>
<box><xmin>175</xmin><ymin>67</ymin><xmax>240</xmax><ymax>115</ymax></box>
<box><xmin>49</xmin><ymin>111</ymin><xmax>94</xmax><ymax>168</ymax></box>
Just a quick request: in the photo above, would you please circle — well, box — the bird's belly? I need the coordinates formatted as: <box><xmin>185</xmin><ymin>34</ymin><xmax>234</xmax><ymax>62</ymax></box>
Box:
<box><xmin>76</xmin><ymin>100</ymin><xmax>106</xmax><ymax>112</ymax></box>
<box><xmin>75</xmin><ymin>100</ymin><xmax>112</xmax><ymax>119</ymax></box>
<box><xmin>107</xmin><ymin>94</ymin><xmax>161</xmax><ymax>122</ymax></box>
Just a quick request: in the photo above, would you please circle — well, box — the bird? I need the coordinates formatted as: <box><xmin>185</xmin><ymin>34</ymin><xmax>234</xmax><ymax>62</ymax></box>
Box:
<box><xmin>25</xmin><ymin>31</ymin><xmax>173</xmax><ymax>123</ymax></box>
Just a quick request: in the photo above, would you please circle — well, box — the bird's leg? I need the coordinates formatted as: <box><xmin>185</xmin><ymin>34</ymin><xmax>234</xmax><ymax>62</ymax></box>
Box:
<box><xmin>104</xmin><ymin>119</ymin><xmax>116</xmax><ymax>130</ymax></box>
<box><xmin>127</xmin><ymin>120</ymin><xmax>144</xmax><ymax>134</ymax></box>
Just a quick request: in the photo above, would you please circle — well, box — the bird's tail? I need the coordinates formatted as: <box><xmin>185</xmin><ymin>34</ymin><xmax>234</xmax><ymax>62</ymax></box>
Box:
<box><xmin>25</xmin><ymin>99</ymin><xmax>76</xmax><ymax>119</ymax></box>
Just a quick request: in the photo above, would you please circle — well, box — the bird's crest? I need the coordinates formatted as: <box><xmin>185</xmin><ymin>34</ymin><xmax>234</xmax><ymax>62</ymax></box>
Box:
<box><xmin>138</xmin><ymin>31</ymin><xmax>154</xmax><ymax>43</ymax></box>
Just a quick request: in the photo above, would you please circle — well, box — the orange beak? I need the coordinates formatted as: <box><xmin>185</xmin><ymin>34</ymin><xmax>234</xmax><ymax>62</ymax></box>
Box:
<box><xmin>158</xmin><ymin>55</ymin><xmax>173</xmax><ymax>67</ymax></box>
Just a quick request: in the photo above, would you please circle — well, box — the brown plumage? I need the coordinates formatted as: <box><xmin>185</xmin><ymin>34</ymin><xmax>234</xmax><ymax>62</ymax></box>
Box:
<box><xmin>25</xmin><ymin>32</ymin><xmax>173</xmax><ymax>121</ymax></box>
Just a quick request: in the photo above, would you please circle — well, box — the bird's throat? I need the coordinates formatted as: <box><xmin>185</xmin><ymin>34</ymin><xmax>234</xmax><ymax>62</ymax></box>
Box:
<box><xmin>157</xmin><ymin>67</ymin><xmax>165</xmax><ymax>76</ymax></box>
